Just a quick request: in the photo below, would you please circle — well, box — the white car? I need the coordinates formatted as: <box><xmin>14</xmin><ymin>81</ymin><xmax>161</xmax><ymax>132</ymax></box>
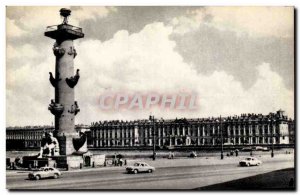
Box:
<box><xmin>239</xmin><ymin>157</ymin><xmax>262</xmax><ymax>167</ymax></box>
<box><xmin>254</xmin><ymin>146</ymin><xmax>269</xmax><ymax>151</ymax></box>
<box><xmin>126</xmin><ymin>162</ymin><xmax>155</xmax><ymax>174</ymax></box>
<box><xmin>224</xmin><ymin>143</ymin><xmax>234</xmax><ymax>146</ymax></box>
<box><xmin>28</xmin><ymin>167</ymin><xmax>61</xmax><ymax>180</ymax></box>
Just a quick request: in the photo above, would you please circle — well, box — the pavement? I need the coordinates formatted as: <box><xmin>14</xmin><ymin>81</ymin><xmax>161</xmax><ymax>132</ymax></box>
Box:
<box><xmin>6</xmin><ymin>152</ymin><xmax>294</xmax><ymax>190</ymax></box>
<box><xmin>197</xmin><ymin>168</ymin><xmax>295</xmax><ymax>190</ymax></box>
<box><xmin>6</xmin><ymin>152</ymin><xmax>294</xmax><ymax>175</ymax></box>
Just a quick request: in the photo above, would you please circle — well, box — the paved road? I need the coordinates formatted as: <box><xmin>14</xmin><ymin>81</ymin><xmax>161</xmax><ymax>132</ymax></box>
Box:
<box><xmin>7</xmin><ymin>155</ymin><xmax>294</xmax><ymax>190</ymax></box>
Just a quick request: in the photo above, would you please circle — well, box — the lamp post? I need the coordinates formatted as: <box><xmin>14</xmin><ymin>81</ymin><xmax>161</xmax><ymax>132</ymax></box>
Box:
<box><xmin>149</xmin><ymin>115</ymin><xmax>156</xmax><ymax>160</ymax></box>
<box><xmin>271</xmin><ymin>133</ymin><xmax>274</xmax><ymax>158</ymax></box>
<box><xmin>220</xmin><ymin>115</ymin><xmax>224</xmax><ymax>160</ymax></box>
<box><xmin>270</xmin><ymin>119</ymin><xmax>274</xmax><ymax>158</ymax></box>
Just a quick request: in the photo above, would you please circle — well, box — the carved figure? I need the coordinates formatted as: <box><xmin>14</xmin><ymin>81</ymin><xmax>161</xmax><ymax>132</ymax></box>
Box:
<box><xmin>38</xmin><ymin>132</ymin><xmax>60</xmax><ymax>158</ymax></box>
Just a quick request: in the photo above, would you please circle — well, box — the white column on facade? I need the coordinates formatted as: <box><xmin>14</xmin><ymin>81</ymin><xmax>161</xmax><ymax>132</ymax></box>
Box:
<box><xmin>111</xmin><ymin>127</ymin><xmax>116</xmax><ymax>146</ymax></box>
<box><xmin>103</xmin><ymin>129</ymin><xmax>106</xmax><ymax>147</ymax></box>
<box><xmin>127</xmin><ymin>127</ymin><xmax>130</xmax><ymax>146</ymax></box>
<box><xmin>129</xmin><ymin>127</ymin><xmax>133</xmax><ymax>146</ymax></box>
<box><xmin>98</xmin><ymin>129</ymin><xmax>102</xmax><ymax>147</ymax></box>
<box><xmin>233</xmin><ymin>126</ymin><xmax>236</xmax><ymax>144</ymax></box>
<box><xmin>157</xmin><ymin>126</ymin><xmax>161</xmax><ymax>146</ymax></box>
<box><xmin>107</xmin><ymin>129</ymin><xmax>111</xmax><ymax>147</ymax></box>
<box><xmin>162</xmin><ymin>126</ymin><xmax>165</xmax><ymax>146</ymax></box>
<box><xmin>197</xmin><ymin>126</ymin><xmax>201</xmax><ymax>146</ymax></box>
<box><xmin>145</xmin><ymin>128</ymin><xmax>148</xmax><ymax>146</ymax></box>
<box><xmin>120</xmin><ymin>128</ymin><xmax>123</xmax><ymax>146</ymax></box>
<box><xmin>117</xmin><ymin>128</ymin><xmax>120</xmax><ymax>146</ymax></box>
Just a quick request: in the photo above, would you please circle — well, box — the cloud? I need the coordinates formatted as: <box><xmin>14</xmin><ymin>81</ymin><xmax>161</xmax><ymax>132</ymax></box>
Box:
<box><xmin>6</xmin><ymin>56</ymin><xmax>53</xmax><ymax>126</ymax></box>
<box><xmin>73</xmin><ymin>22</ymin><xmax>293</xmax><ymax>124</ymax></box>
<box><xmin>6</xmin><ymin>7</ymin><xmax>294</xmax><ymax>126</ymax></box>
<box><xmin>247</xmin><ymin>63</ymin><xmax>294</xmax><ymax>115</ymax></box>
<box><xmin>7</xmin><ymin>44</ymin><xmax>39</xmax><ymax>60</ymax></box>
<box><xmin>6</xmin><ymin>6</ymin><xmax>116</xmax><ymax>38</ymax></box>
<box><xmin>171</xmin><ymin>7</ymin><xmax>294</xmax><ymax>38</ymax></box>
<box><xmin>6</xmin><ymin>18</ymin><xmax>27</xmax><ymax>38</ymax></box>
<box><xmin>171</xmin><ymin>9</ymin><xmax>208</xmax><ymax>34</ymax></box>
<box><xmin>72</xmin><ymin>6</ymin><xmax>117</xmax><ymax>21</ymax></box>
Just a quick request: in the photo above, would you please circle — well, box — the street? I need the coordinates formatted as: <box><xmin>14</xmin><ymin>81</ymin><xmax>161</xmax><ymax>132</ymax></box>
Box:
<box><xmin>7</xmin><ymin>154</ymin><xmax>294</xmax><ymax>190</ymax></box>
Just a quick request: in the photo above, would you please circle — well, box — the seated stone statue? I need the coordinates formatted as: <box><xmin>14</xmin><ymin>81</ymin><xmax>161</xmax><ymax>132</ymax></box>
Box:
<box><xmin>38</xmin><ymin>132</ymin><xmax>60</xmax><ymax>158</ymax></box>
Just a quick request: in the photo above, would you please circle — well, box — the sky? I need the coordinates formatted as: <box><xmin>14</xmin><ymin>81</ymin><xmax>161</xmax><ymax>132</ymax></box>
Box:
<box><xmin>6</xmin><ymin>6</ymin><xmax>294</xmax><ymax>127</ymax></box>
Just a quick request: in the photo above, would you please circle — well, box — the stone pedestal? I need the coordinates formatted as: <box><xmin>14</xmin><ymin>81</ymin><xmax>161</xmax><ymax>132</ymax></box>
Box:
<box><xmin>22</xmin><ymin>156</ymin><xmax>58</xmax><ymax>169</ymax></box>
<box><xmin>52</xmin><ymin>155</ymin><xmax>82</xmax><ymax>169</ymax></box>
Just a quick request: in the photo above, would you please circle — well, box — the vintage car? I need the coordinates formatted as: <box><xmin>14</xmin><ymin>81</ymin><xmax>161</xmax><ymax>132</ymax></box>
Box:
<box><xmin>28</xmin><ymin>167</ymin><xmax>61</xmax><ymax>180</ymax></box>
<box><xmin>241</xmin><ymin>147</ymin><xmax>253</xmax><ymax>151</ymax></box>
<box><xmin>254</xmin><ymin>146</ymin><xmax>270</xmax><ymax>151</ymax></box>
<box><xmin>239</xmin><ymin>157</ymin><xmax>262</xmax><ymax>167</ymax></box>
<box><xmin>126</xmin><ymin>162</ymin><xmax>155</xmax><ymax>174</ymax></box>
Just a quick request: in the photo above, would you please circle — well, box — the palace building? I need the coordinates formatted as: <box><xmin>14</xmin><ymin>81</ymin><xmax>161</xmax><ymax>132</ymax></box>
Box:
<box><xmin>90</xmin><ymin>110</ymin><xmax>293</xmax><ymax>148</ymax></box>
<box><xmin>6</xmin><ymin>126</ymin><xmax>54</xmax><ymax>150</ymax></box>
<box><xmin>6</xmin><ymin>110</ymin><xmax>294</xmax><ymax>150</ymax></box>
<box><xmin>6</xmin><ymin>125</ymin><xmax>91</xmax><ymax>150</ymax></box>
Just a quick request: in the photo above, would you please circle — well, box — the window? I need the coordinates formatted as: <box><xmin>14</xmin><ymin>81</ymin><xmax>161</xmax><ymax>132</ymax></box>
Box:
<box><xmin>283</xmin><ymin>136</ymin><xmax>285</xmax><ymax>140</ymax></box>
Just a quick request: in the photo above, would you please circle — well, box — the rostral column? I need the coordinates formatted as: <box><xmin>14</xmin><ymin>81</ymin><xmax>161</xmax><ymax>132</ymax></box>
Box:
<box><xmin>45</xmin><ymin>8</ymin><xmax>84</xmax><ymax>156</ymax></box>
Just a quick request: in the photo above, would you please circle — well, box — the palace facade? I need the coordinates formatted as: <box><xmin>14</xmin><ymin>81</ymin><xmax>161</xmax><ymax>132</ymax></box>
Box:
<box><xmin>6</xmin><ymin>126</ymin><xmax>54</xmax><ymax>149</ymax></box>
<box><xmin>90</xmin><ymin>110</ymin><xmax>294</xmax><ymax>148</ymax></box>
<box><xmin>6</xmin><ymin>125</ymin><xmax>91</xmax><ymax>150</ymax></box>
<box><xmin>6</xmin><ymin>110</ymin><xmax>294</xmax><ymax>150</ymax></box>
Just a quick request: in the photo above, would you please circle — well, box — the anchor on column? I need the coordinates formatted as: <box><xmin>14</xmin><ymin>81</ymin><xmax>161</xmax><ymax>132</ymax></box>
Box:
<box><xmin>65</xmin><ymin>69</ymin><xmax>80</xmax><ymax>88</ymax></box>
<box><xmin>49</xmin><ymin>72</ymin><xmax>61</xmax><ymax>88</ymax></box>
